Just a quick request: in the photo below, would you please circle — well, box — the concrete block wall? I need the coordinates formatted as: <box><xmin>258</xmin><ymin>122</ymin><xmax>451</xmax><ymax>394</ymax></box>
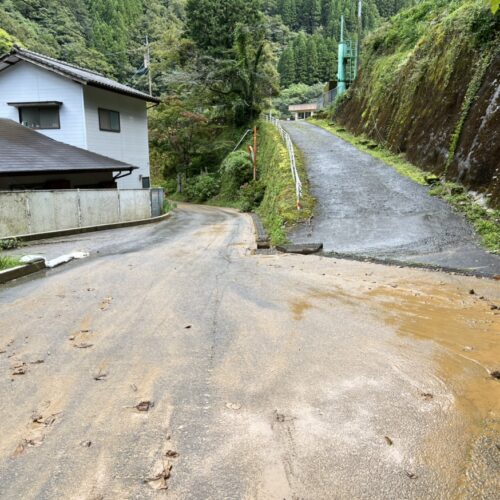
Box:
<box><xmin>0</xmin><ymin>189</ymin><xmax>155</xmax><ymax>238</ymax></box>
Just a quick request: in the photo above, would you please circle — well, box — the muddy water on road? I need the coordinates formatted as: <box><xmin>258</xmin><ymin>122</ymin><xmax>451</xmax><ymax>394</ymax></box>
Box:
<box><xmin>370</xmin><ymin>282</ymin><xmax>500</xmax><ymax>495</ymax></box>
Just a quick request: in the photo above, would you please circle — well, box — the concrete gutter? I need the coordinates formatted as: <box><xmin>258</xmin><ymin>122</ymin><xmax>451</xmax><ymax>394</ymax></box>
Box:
<box><xmin>251</xmin><ymin>213</ymin><xmax>270</xmax><ymax>249</ymax></box>
<box><xmin>277</xmin><ymin>243</ymin><xmax>323</xmax><ymax>255</ymax></box>
<box><xmin>0</xmin><ymin>259</ymin><xmax>46</xmax><ymax>284</ymax></box>
<box><xmin>4</xmin><ymin>212</ymin><xmax>172</xmax><ymax>243</ymax></box>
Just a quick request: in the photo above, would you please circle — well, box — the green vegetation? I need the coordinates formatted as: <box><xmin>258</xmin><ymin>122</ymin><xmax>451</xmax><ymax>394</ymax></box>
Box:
<box><xmin>332</xmin><ymin>0</ymin><xmax>499</xmax><ymax>174</ymax></box>
<box><xmin>0</xmin><ymin>254</ymin><xmax>22</xmax><ymax>271</ymax></box>
<box><xmin>275</xmin><ymin>0</ymin><xmax>417</xmax><ymax>86</ymax></box>
<box><xmin>0</xmin><ymin>0</ymin><xmax>184</xmax><ymax>82</ymax></box>
<box><xmin>164</xmin><ymin>121</ymin><xmax>313</xmax><ymax>244</ymax></box>
<box><xmin>256</xmin><ymin>122</ymin><xmax>314</xmax><ymax>244</ymax></box>
<box><xmin>4</xmin><ymin>0</ymin><xmax>497</xmax><ymax>250</ymax></box>
<box><xmin>0</xmin><ymin>238</ymin><xmax>20</xmax><ymax>250</ymax></box>
<box><xmin>445</xmin><ymin>49</ymin><xmax>493</xmax><ymax>174</ymax></box>
<box><xmin>310</xmin><ymin>118</ymin><xmax>427</xmax><ymax>184</ymax></box>
<box><xmin>429</xmin><ymin>183</ymin><xmax>500</xmax><ymax>253</ymax></box>
<box><xmin>273</xmin><ymin>82</ymin><xmax>325</xmax><ymax>118</ymax></box>
<box><xmin>162</xmin><ymin>199</ymin><xmax>176</xmax><ymax>214</ymax></box>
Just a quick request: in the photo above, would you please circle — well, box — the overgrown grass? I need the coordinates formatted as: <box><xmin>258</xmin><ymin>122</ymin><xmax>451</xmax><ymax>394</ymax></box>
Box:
<box><xmin>162</xmin><ymin>199</ymin><xmax>177</xmax><ymax>214</ymax></box>
<box><xmin>0</xmin><ymin>255</ymin><xmax>22</xmax><ymax>271</ymax></box>
<box><xmin>429</xmin><ymin>182</ymin><xmax>500</xmax><ymax>253</ymax></box>
<box><xmin>256</xmin><ymin>121</ymin><xmax>314</xmax><ymax>244</ymax></box>
<box><xmin>310</xmin><ymin>118</ymin><xmax>500</xmax><ymax>254</ymax></box>
<box><xmin>310</xmin><ymin>118</ymin><xmax>428</xmax><ymax>185</ymax></box>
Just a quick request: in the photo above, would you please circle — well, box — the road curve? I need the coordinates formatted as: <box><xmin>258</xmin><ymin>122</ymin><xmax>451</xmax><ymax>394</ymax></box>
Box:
<box><xmin>0</xmin><ymin>204</ymin><xmax>499</xmax><ymax>499</ymax></box>
<box><xmin>282</xmin><ymin>121</ymin><xmax>500</xmax><ymax>275</ymax></box>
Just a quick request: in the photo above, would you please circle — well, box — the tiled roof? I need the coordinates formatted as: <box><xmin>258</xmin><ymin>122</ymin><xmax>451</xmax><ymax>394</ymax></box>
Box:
<box><xmin>0</xmin><ymin>119</ymin><xmax>136</xmax><ymax>174</ymax></box>
<box><xmin>0</xmin><ymin>46</ymin><xmax>160</xmax><ymax>103</ymax></box>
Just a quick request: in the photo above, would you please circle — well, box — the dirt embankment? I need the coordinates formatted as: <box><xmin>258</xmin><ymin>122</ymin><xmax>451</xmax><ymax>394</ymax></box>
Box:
<box><xmin>335</xmin><ymin>0</ymin><xmax>500</xmax><ymax>206</ymax></box>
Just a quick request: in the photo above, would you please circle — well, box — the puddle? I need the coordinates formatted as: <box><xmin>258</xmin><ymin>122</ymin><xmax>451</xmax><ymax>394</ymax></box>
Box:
<box><xmin>369</xmin><ymin>283</ymin><xmax>500</xmax><ymax>488</ymax></box>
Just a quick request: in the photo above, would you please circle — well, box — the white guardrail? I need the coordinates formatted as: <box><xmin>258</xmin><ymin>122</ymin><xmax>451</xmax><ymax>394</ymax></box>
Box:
<box><xmin>266</xmin><ymin>116</ymin><xmax>303</xmax><ymax>210</ymax></box>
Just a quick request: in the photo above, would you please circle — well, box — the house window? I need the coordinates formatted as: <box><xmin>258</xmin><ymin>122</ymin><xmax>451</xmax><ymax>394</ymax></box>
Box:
<box><xmin>98</xmin><ymin>108</ymin><xmax>120</xmax><ymax>132</ymax></box>
<box><xmin>19</xmin><ymin>106</ymin><xmax>60</xmax><ymax>129</ymax></box>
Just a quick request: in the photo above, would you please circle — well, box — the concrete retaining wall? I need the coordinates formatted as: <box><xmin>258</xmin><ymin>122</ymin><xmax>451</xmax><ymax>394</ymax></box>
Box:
<box><xmin>0</xmin><ymin>189</ymin><xmax>157</xmax><ymax>238</ymax></box>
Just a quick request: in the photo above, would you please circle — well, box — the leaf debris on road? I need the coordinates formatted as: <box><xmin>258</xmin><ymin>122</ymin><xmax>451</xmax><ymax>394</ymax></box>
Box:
<box><xmin>11</xmin><ymin>362</ymin><xmax>27</xmax><ymax>375</ymax></box>
<box><xmin>134</xmin><ymin>401</ymin><xmax>154</xmax><ymax>412</ymax></box>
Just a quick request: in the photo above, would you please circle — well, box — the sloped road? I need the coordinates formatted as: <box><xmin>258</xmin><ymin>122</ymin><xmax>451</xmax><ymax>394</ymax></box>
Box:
<box><xmin>283</xmin><ymin>121</ymin><xmax>500</xmax><ymax>275</ymax></box>
<box><xmin>0</xmin><ymin>204</ymin><xmax>499</xmax><ymax>499</ymax></box>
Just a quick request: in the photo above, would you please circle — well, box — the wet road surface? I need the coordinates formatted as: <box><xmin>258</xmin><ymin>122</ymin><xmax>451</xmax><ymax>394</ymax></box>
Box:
<box><xmin>1</xmin><ymin>204</ymin><xmax>499</xmax><ymax>499</ymax></box>
<box><xmin>283</xmin><ymin>121</ymin><xmax>500</xmax><ymax>276</ymax></box>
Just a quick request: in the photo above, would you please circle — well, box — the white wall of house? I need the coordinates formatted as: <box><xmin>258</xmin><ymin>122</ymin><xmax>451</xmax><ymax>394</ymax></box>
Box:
<box><xmin>0</xmin><ymin>62</ymin><xmax>87</xmax><ymax>148</ymax></box>
<box><xmin>83</xmin><ymin>86</ymin><xmax>150</xmax><ymax>189</ymax></box>
<box><xmin>0</xmin><ymin>62</ymin><xmax>152</xmax><ymax>189</ymax></box>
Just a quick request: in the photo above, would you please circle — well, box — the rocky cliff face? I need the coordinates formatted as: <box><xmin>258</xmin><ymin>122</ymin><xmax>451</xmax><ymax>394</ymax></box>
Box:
<box><xmin>335</xmin><ymin>0</ymin><xmax>500</xmax><ymax>206</ymax></box>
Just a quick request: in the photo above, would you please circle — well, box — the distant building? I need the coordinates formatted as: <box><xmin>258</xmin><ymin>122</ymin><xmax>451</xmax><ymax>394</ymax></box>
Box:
<box><xmin>0</xmin><ymin>46</ymin><xmax>160</xmax><ymax>189</ymax></box>
<box><xmin>289</xmin><ymin>103</ymin><xmax>318</xmax><ymax>120</ymax></box>
<box><xmin>0</xmin><ymin>118</ymin><xmax>136</xmax><ymax>190</ymax></box>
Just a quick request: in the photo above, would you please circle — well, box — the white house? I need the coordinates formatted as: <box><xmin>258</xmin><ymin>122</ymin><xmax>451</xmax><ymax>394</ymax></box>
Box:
<box><xmin>0</xmin><ymin>46</ymin><xmax>160</xmax><ymax>189</ymax></box>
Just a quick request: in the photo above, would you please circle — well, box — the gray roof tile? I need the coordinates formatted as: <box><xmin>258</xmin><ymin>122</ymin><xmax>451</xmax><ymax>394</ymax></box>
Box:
<box><xmin>0</xmin><ymin>119</ymin><xmax>136</xmax><ymax>174</ymax></box>
<box><xmin>0</xmin><ymin>46</ymin><xmax>160</xmax><ymax>103</ymax></box>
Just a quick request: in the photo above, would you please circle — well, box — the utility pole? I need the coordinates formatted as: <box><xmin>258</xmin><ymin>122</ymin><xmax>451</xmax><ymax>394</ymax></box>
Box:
<box><xmin>145</xmin><ymin>35</ymin><xmax>152</xmax><ymax>96</ymax></box>
<box><xmin>253</xmin><ymin>126</ymin><xmax>257</xmax><ymax>181</ymax></box>
<box><xmin>357</xmin><ymin>0</ymin><xmax>363</xmax><ymax>75</ymax></box>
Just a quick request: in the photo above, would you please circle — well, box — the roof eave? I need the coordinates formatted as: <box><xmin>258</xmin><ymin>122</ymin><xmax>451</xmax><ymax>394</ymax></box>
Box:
<box><xmin>87</xmin><ymin>82</ymin><xmax>161</xmax><ymax>103</ymax></box>
<box><xmin>0</xmin><ymin>166</ymin><xmax>138</xmax><ymax>176</ymax></box>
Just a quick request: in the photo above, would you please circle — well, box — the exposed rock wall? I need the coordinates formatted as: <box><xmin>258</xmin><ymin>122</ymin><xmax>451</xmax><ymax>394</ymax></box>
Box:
<box><xmin>335</xmin><ymin>0</ymin><xmax>500</xmax><ymax>206</ymax></box>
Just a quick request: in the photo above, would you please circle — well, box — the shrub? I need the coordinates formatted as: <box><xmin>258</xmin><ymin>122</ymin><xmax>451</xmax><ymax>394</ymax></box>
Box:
<box><xmin>239</xmin><ymin>180</ymin><xmax>266</xmax><ymax>212</ymax></box>
<box><xmin>219</xmin><ymin>151</ymin><xmax>253</xmax><ymax>200</ymax></box>
<box><xmin>184</xmin><ymin>174</ymin><xmax>220</xmax><ymax>202</ymax></box>
<box><xmin>0</xmin><ymin>238</ymin><xmax>19</xmax><ymax>250</ymax></box>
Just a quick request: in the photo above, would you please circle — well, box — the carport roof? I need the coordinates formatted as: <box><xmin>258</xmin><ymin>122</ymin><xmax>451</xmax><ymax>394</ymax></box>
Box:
<box><xmin>0</xmin><ymin>119</ymin><xmax>137</xmax><ymax>175</ymax></box>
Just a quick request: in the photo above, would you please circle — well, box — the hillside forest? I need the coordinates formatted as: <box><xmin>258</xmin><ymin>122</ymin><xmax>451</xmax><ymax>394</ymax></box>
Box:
<box><xmin>0</xmin><ymin>0</ymin><xmax>498</xmax><ymax>214</ymax></box>
<box><xmin>0</xmin><ymin>1</ymin><xmax>416</xmax><ymax>186</ymax></box>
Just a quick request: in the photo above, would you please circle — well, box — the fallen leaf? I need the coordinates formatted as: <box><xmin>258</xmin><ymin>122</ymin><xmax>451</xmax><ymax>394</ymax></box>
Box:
<box><xmin>420</xmin><ymin>392</ymin><xmax>434</xmax><ymax>400</ymax></box>
<box><xmin>12</xmin><ymin>441</ymin><xmax>27</xmax><ymax>457</ymax></box>
<box><xmin>100</xmin><ymin>297</ymin><xmax>113</xmax><ymax>311</ymax></box>
<box><xmin>11</xmin><ymin>363</ymin><xmax>27</xmax><ymax>375</ymax></box>
<box><xmin>274</xmin><ymin>411</ymin><xmax>286</xmax><ymax>422</ymax></box>
<box><xmin>146</xmin><ymin>464</ymin><xmax>172</xmax><ymax>490</ymax></box>
<box><xmin>135</xmin><ymin>401</ymin><xmax>154</xmax><ymax>412</ymax></box>
<box><xmin>74</xmin><ymin>343</ymin><xmax>93</xmax><ymax>349</ymax></box>
<box><xmin>93</xmin><ymin>371</ymin><xmax>107</xmax><ymax>381</ymax></box>
<box><xmin>384</xmin><ymin>436</ymin><xmax>393</xmax><ymax>446</ymax></box>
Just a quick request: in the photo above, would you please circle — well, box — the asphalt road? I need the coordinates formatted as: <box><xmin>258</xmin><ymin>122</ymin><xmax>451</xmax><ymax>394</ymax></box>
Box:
<box><xmin>282</xmin><ymin>121</ymin><xmax>500</xmax><ymax>276</ymax></box>
<box><xmin>1</xmin><ymin>204</ymin><xmax>499</xmax><ymax>499</ymax></box>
